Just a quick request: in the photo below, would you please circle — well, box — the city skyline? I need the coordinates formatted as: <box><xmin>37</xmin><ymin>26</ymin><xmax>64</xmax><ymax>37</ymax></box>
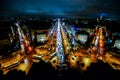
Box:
<box><xmin>0</xmin><ymin>0</ymin><xmax>120</xmax><ymax>19</ymax></box>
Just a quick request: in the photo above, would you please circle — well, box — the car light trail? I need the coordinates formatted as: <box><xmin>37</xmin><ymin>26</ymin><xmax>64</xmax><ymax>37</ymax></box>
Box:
<box><xmin>56</xmin><ymin>19</ymin><xmax>64</xmax><ymax>63</ymax></box>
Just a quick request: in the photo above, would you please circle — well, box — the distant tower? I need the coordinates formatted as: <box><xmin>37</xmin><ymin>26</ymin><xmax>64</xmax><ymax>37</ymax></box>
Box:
<box><xmin>100</xmin><ymin>15</ymin><xmax>103</xmax><ymax>20</ymax></box>
<box><xmin>10</xmin><ymin>26</ymin><xmax>15</xmax><ymax>37</ymax></box>
<box><xmin>96</xmin><ymin>17</ymin><xmax>100</xmax><ymax>23</ymax></box>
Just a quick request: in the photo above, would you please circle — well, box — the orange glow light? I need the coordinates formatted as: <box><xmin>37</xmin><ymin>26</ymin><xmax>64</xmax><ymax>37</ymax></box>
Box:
<box><xmin>28</xmin><ymin>47</ymin><xmax>32</xmax><ymax>51</ymax></box>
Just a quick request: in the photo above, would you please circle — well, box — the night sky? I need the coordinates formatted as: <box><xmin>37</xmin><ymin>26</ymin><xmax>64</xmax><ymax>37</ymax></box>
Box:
<box><xmin>0</xmin><ymin>0</ymin><xmax>120</xmax><ymax>19</ymax></box>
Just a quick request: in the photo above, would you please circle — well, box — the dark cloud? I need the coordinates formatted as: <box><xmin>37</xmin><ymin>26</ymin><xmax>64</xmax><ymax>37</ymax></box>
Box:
<box><xmin>0</xmin><ymin>0</ymin><xmax>120</xmax><ymax>19</ymax></box>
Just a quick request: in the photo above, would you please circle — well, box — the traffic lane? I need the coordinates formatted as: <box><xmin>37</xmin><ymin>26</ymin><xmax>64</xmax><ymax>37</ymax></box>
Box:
<box><xmin>35</xmin><ymin>45</ymin><xmax>56</xmax><ymax>54</ymax></box>
<box><xmin>61</xmin><ymin>25</ymin><xmax>70</xmax><ymax>54</ymax></box>
<box><xmin>105</xmin><ymin>52</ymin><xmax>120</xmax><ymax>65</ymax></box>
<box><xmin>16</xmin><ymin>57</ymin><xmax>33</xmax><ymax>75</ymax></box>
<box><xmin>2</xmin><ymin>57</ymin><xmax>33</xmax><ymax>75</ymax></box>
<box><xmin>0</xmin><ymin>51</ymin><xmax>24</xmax><ymax>69</ymax></box>
<box><xmin>50</xmin><ymin>56</ymin><xmax>59</xmax><ymax>69</ymax></box>
<box><xmin>105</xmin><ymin>52</ymin><xmax>120</xmax><ymax>70</ymax></box>
<box><xmin>68</xmin><ymin>50</ymin><xmax>99</xmax><ymax>70</ymax></box>
<box><xmin>1</xmin><ymin>47</ymin><xmax>34</xmax><ymax>75</ymax></box>
<box><xmin>35</xmin><ymin>45</ymin><xmax>57</xmax><ymax>61</ymax></box>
